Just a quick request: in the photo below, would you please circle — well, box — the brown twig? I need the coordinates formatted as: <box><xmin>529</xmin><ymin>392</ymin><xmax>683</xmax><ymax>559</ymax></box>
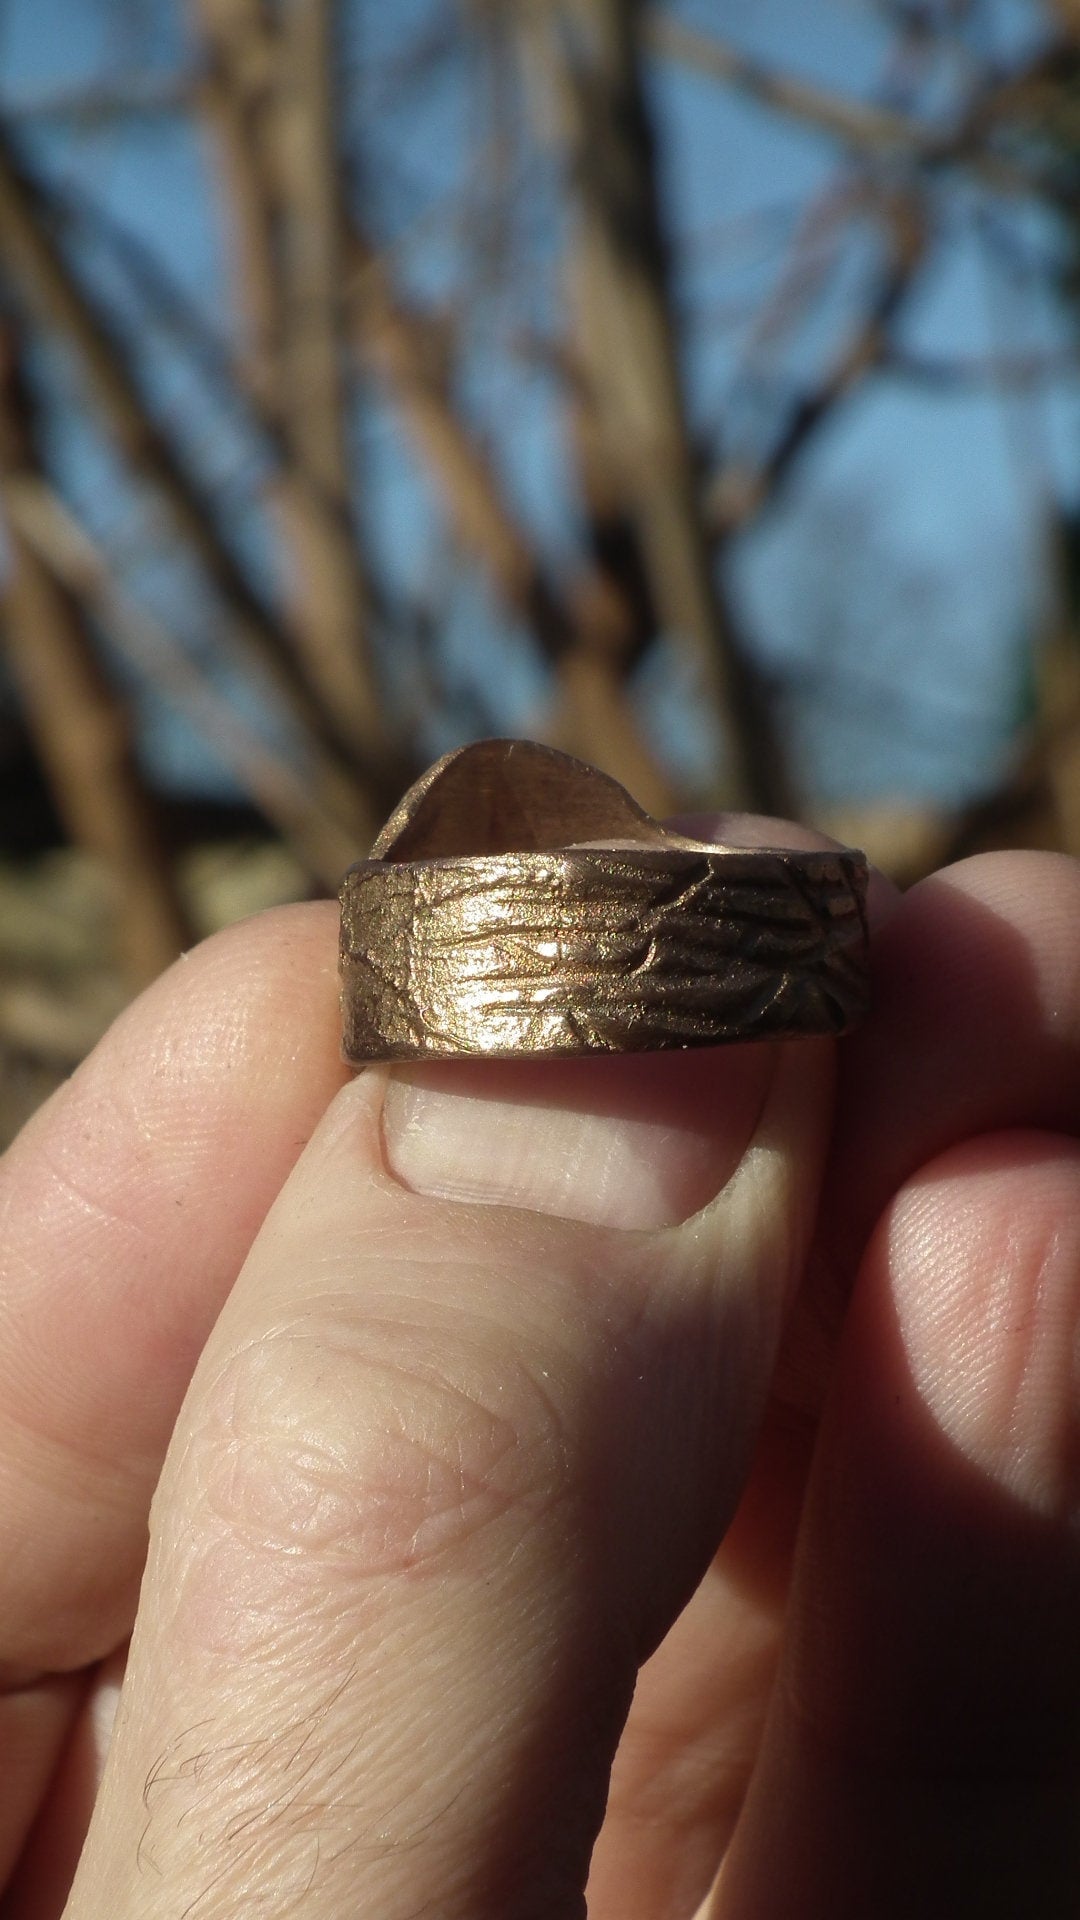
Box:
<box><xmin>888</xmin><ymin>345</ymin><xmax>1080</xmax><ymax>387</ymax></box>
<box><xmin>347</xmin><ymin>220</ymin><xmax>680</xmax><ymax>815</ymax></box>
<box><xmin>521</xmin><ymin>0</ymin><xmax>791</xmax><ymax>814</ymax></box>
<box><xmin>649</xmin><ymin>13</ymin><xmax>1077</xmax><ymax>203</ymax></box>
<box><xmin>4</xmin><ymin>477</ymin><xmax>359</xmax><ymax>885</ymax></box>
<box><xmin>0</xmin><ymin>119</ymin><xmax>378</xmax><ymax>843</ymax></box>
<box><xmin>194</xmin><ymin>0</ymin><xmax>393</xmax><ymax>779</ymax></box>
<box><xmin>708</xmin><ymin>191</ymin><xmax>928</xmax><ymax>530</ymax></box>
<box><xmin>0</xmin><ymin>326</ymin><xmax>195</xmax><ymax>982</ymax></box>
<box><xmin>646</xmin><ymin>14</ymin><xmax>934</xmax><ymax>155</ymax></box>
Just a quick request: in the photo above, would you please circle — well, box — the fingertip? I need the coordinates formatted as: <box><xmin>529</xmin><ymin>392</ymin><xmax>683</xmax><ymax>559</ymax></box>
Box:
<box><xmin>787</xmin><ymin>1127</ymin><xmax>1080</xmax><ymax>1758</ymax></box>
<box><xmin>717</xmin><ymin>1128</ymin><xmax>1080</xmax><ymax>1917</ymax></box>
<box><xmin>812</xmin><ymin>845</ymin><xmax>1080</xmax><ymax>1327</ymax></box>
<box><xmin>869</xmin><ymin>849</ymin><xmax>1080</xmax><ymax>1041</ymax></box>
<box><xmin>881</xmin><ymin>1128</ymin><xmax>1080</xmax><ymax>1526</ymax></box>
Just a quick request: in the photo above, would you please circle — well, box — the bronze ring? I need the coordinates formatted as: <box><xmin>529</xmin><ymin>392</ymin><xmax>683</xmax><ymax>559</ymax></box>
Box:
<box><xmin>339</xmin><ymin>739</ymin><xmax>870</xmax><ymax>1063</ymax></box>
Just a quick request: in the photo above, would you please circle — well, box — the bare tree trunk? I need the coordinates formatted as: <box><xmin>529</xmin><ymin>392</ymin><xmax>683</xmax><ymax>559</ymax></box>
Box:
<box><xmin>525</xmin><ymin>0</ymin><xmax>791</xmax><ymax>813</ymax></box>
<box><xmin>0</xmin><ymin>325</ymin><xmax>193</xmax><ymax>983</ymax></box>
<box><xmin>195</xmin><ymin>0</ymin><xmax>392</xmax><ymax>780</ymax></box>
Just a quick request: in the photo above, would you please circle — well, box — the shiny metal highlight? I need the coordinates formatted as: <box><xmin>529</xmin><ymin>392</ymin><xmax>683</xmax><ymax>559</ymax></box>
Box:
<box><xmin>340</xmin><ymin>739</ymin><xmax>870</xmax><ymax>1062</ymax></box>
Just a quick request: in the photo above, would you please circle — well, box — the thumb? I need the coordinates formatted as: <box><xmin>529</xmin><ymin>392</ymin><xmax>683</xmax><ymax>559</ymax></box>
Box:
<box><xmin>66</xmin><ymin>1040</ymin><xmax>829</xmax><ymax>1920</ymax></box>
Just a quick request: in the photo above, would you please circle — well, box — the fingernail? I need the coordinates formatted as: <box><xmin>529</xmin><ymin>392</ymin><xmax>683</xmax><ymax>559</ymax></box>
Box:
<box><xmin>380</xmin><ymin>1049</ymin><xmax>775</xmax><ymax>1229</ymax></box>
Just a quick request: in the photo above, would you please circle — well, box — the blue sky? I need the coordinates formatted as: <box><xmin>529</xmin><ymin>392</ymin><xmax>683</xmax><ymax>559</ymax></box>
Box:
<box><xmin>1</xmin><ymin>0</ymin><xmax>1077</xmax><ymax>808</ymax></box>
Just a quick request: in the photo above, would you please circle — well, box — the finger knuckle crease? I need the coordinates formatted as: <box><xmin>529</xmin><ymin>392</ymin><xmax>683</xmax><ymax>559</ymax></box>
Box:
<box><xmin>163</xmin><ymin>1313</ymin><xmax>571</xmax><ymax>1616</ymax></box>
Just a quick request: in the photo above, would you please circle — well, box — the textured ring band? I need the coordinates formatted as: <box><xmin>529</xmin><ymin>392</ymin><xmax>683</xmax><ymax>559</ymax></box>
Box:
<box><xmin>339</xmin><ymin>739</ymin><xmax>870</xmax><ymax>1063</ymax></box>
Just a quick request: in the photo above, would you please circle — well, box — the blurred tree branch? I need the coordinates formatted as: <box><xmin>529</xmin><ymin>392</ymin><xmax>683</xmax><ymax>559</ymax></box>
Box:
<box><xmin>649</xmin><ymin>13</ymin><xmax>1080</xmax><ymax>210</ymax></box>
<box><xmin>0</xmin><ymin>120</ymin><xmax>379</xmax><ymax>849</ymax></box>
<box><xmin>647</xmin><ymin>14</ymin><xmax>933</xmax><ymax>155</ymax></box>
<box><xmin>888</xmin><ymin>345</ymin><xmax>1080</xmax><ymax>385</ymax></box>
<box><xmin>198</xmin><ymin>0</ymin><xmax>680</xmax><ymax>811</ymax></box>
<box><xmin>195</xmin><ymin>0</ymin><xmax>395</xmax><ymax>785</ymax></box>
<box><xmin>0</xmin><ymin>320</ymin><xmax>194</xmax><ymax>980</ymax></box>
<box><xmin>2</xmin><ymin>73</ymin><xmax>192</xmax><ymax>128</ymax></box>
<box><xmin>4</xmin><ymin>475</ymin><xmax>359</xmax><ymax>883</ymax></box>
<box><xmin>347</xmin><ymin>219</ymin><xmax>680</xmax><ymax>814</ymax></box>
<box><xmin>709</xmin><ymin>190</ymin><xmax>928</xmax><ymax>528</ymax></box>
<box><xmin>524</xmin><ymin>0</ymin><xmax>792</xmax><ymax>813</ymax></box>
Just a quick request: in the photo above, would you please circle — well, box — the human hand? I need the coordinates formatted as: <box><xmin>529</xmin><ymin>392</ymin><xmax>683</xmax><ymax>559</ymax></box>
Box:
<box><xmin>0</xmin><ymin>835</ymin><xmax>1076</xmax><ymax>1918</ymax></box>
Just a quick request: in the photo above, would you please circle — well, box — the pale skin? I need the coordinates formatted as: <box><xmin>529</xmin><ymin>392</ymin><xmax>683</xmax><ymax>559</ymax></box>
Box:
<box><xmin>0</xmin><ymin>823</ymin><xmax>1078</xmax><ymax>1918</ymax></box>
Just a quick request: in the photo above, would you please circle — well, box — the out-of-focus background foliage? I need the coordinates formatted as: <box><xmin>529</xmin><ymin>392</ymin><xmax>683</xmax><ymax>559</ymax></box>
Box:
<box><xmin>2</xmin><ymin>0</ymin><xmax>1080</xmax><ymax>1141</ymax></box>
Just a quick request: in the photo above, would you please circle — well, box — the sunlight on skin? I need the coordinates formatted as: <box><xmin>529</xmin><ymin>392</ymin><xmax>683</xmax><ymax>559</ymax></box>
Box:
<box><xmin>4</xmin><ymin>844</ymin><xmax>1080</xmax><ymax>1918</ymax></box>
